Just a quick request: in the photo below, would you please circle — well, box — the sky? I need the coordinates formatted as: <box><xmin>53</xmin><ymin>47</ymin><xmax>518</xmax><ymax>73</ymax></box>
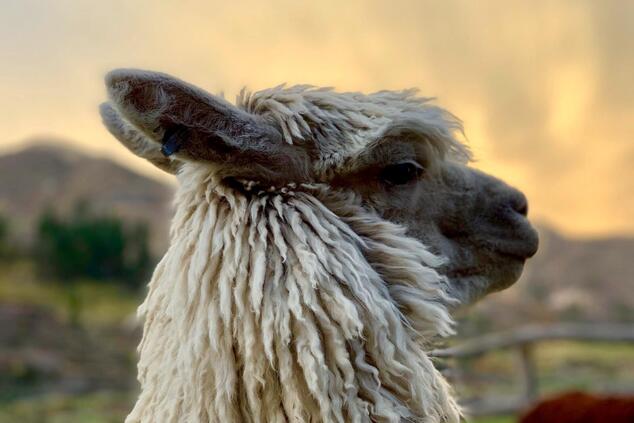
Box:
<box><xmin>0</xmin><ymin>0</ymin><xmax>632</xmax><ymax>237</ymax></box>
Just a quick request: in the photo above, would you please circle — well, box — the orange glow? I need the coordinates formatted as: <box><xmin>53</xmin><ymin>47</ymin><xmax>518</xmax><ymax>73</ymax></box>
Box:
<box><xmin>1</xmin><ymin>0</ymin><xmax>632</xmax><ymax>237</ymax></box>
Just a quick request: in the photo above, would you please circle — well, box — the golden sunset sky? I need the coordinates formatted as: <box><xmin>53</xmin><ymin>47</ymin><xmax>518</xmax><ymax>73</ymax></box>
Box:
<box><xmin>0</xmin><ymin>0</ymin><xmax>632</xmax><ymax>237</ymax></box>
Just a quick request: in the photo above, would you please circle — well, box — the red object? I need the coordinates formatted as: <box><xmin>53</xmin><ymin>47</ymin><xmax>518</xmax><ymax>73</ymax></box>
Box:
<box><xmin>520</xmin><ymin>391</ymin><xmax>634</xmax><ymax>423</ymax></box>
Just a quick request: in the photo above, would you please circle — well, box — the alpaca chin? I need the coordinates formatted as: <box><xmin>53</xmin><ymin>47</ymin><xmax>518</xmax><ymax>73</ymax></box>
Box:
<box><xmin>127</xmin><ymin>164</ymin><xmax>461</xmax><ymax>423</ymax></box>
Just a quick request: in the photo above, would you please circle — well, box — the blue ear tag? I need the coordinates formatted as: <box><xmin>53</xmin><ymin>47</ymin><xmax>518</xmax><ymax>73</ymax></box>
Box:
<box><xmin>161</xmin><ymin>126</ymin><xmax>188</xmax><ymax>157</ymax></box>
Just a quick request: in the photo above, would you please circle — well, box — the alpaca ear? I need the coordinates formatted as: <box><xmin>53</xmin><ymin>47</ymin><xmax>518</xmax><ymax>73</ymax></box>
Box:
<box><xmin>101</xmin><ymin>69</ymin><xmax>310</xmax><ymax>181</ymax></box>
<box><xmin>100</xmin><ymin>102</ymin><xmax>180</xmax><ymax>173</ymax></box>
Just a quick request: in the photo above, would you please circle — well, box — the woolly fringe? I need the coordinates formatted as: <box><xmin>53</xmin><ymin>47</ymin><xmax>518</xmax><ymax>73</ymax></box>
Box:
<box><xmin>127</xmin><ymin>165</ymin><xmax>461</xmax><ymax>423</ymax></box>
<box><xmin>236</xmin><ymin>85</ymin><xmax>470</xmax><ymax>177</ymax></box>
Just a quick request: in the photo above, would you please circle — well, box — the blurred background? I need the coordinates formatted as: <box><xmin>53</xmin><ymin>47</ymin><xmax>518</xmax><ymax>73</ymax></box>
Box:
<box><xmin>0</xmin><ymin>1</ymin><xmax>632</xmax><ymax>422</ymax></box>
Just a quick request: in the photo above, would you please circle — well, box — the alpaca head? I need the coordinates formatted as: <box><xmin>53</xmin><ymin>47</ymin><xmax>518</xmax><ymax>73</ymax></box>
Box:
<box><xmin>101</xmin><ymin>69</ymin><xmax>538</xmax><ymax>307</ymax></box>
<box><xmin>102</xmin><ymin>69</ymin><xmax>539</xmax><ymax>422</ymax></box>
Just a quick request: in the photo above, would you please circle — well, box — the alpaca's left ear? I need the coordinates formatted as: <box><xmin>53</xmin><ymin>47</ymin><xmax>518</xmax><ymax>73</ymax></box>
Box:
<box><xmin>101</xmin><ymin>69</ymin><xmax>310</xmax><ymax>182</ymax></box>
<box><xmin>100</xmin><ymin>102</ymin><xmax>180</xmax><ymax>173</ymax></box>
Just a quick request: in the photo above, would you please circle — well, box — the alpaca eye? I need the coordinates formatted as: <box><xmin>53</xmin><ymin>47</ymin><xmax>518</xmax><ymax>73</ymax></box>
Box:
<box><xmin>380</xmin><ymin>161</ymin><xmax>423</xmax><ymax>186</ymax></box>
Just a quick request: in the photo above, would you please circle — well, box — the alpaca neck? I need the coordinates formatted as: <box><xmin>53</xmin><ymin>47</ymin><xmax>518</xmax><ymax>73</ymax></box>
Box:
<box><xmin>127</xmin><ymin>168</ymin><xmax>460</xmax><ymax>423</ymax></box>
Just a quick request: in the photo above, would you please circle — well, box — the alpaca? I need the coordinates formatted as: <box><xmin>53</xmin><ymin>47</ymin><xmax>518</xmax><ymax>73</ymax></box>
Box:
<box><xmin>100</xmin><ymin>69</ymin><xmax>538</xmax><ymax>423</ymax></box>
<box><xmin>520</xmin><ymin>391</ymin><xmax>634</xmax><ymax>423</ymax></box>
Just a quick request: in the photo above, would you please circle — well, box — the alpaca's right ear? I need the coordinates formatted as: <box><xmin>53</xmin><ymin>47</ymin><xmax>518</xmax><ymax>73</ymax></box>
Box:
<box><xmin>101</xmin><ymin>69</ymin><xmax>311</xmax><ymax>182</ymax></box>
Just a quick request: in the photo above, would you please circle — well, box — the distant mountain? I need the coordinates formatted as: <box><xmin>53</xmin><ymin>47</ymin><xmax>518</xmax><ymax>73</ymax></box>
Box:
<box><xmin>0</xmin><ymin>142</ymin><xmax>173</xmax><ymax>251</ymax></box>
<box><xmin>1</xmin><ymin>142</ymin><xmax>631</xmax><ymax>326</ymax></box>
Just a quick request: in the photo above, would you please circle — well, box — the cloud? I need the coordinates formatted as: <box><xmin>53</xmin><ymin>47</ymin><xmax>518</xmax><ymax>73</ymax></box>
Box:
<box><xmin>0</xmin><ymin>0</ymin><xmax>632</xmax><ymax>236</ymax></box>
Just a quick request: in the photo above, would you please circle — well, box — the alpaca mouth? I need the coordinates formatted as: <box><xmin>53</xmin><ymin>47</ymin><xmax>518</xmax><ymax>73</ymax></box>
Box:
<box><xmin>491</xmin><ymin>227</ymin><xmax>540</xmax><ymax>260</ymax></box>
<box><xmin>486</xmin><ymin>255</ymin><xmax>527</xmax><ymax>292</ymax></box>
<box><xmin>441</xmin><ymin>251</ymin><xmax>529</xmax><ymax>305</ymax></box>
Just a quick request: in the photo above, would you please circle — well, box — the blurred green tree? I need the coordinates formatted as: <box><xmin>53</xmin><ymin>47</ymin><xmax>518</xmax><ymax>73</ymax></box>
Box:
<box><xmin>35</xmin><ymin>203</ymin><xmax>153</xmax><ymax>325</ymax></box>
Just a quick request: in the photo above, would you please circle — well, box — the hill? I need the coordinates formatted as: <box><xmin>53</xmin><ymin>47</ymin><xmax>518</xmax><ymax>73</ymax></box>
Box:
<box><xmin>0</xmin><ymin>142</ymin><xmax>173</xmax><ymax>251</ymax></box>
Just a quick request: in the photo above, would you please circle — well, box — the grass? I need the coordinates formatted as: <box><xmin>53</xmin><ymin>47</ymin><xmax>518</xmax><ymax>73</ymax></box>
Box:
<box><xmin>0</xmin><ymin>260</ymin><xmax>140</xmax><ymax>326</ymax></box>
<box><xmin>537</xmin><ymin>341</ymin><xmax>634</xmax><ymax>394</ymax></box>
<box><xmin>0</xmin><ymin>393</ymin><xmax>519</xmax><ymax>423</ymax></box>
<box><xmin>472</xmin><ymin>417</ymin><xmax>515</xmax><ymax>423</ymax></box>
<box><xmin>0</xmin><ymin>392</ymin><xmax>133</xmax><ymax>423</ymax></box>
<box><xmin>0</xmin><ymin>392</ymin><xmax>517</xmax><ymax>423</ymax></box>
<box><xmin>450</xmin><ymin>340</ymin><xmax>634</xmax><ymax>397</ymax></box>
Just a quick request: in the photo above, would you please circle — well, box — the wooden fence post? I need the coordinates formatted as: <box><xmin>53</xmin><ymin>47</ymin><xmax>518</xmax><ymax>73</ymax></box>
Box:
<box><xmin>518</xmin><ymin>343</ymin><xmax>538</xmax><ymax>406</ymax></box>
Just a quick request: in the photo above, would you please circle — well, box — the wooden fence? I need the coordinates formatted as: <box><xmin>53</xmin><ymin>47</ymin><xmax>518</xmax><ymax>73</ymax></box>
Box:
<box><xmin>429</xmin><ymin>323</ymin><xmax>634</xmax><ymax>416</ymax></box>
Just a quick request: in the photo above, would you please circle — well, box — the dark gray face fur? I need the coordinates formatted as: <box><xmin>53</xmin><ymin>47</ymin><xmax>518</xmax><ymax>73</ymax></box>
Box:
<box><xmin>334</xmin><ymin>151</ymin><xmax>539</xmax><ymax>305</ymax></box>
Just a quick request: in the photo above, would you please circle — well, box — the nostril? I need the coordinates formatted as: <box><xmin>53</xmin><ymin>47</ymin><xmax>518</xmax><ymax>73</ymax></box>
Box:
<box><xmin>516</xmin><ymin>200</ymin><xmax>528</xmax><ymax>217</ymax></box>
<box><xmin>510</xmin><ymin>191</ymin><xmax>529</xmax><ymax>217</ymax></box>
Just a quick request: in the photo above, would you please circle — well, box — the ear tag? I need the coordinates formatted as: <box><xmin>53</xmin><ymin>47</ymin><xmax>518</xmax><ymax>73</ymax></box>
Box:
<box><xmin>161</xmin><ymin>126</ymin><xmax>188</xmax><ymax>157</ymax></box>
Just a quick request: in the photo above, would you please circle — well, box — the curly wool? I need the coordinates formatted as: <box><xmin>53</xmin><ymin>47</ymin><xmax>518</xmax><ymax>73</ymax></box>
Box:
<box><xmin>237</xmin><ymin>85</ymin><xmax>469</xmax><ymax>177</ymax></box>
<box><xmin>127</xmin><ymin>164</ymin><xmax>461</xmax><ymax>423</ymax></box>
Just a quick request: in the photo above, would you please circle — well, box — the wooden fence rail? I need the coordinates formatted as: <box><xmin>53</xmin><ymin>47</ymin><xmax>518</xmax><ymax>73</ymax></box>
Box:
<box><xmin>430</xmin><ymin>323</ymin><xmax>634</xmax><ymax>416</ymax></box>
